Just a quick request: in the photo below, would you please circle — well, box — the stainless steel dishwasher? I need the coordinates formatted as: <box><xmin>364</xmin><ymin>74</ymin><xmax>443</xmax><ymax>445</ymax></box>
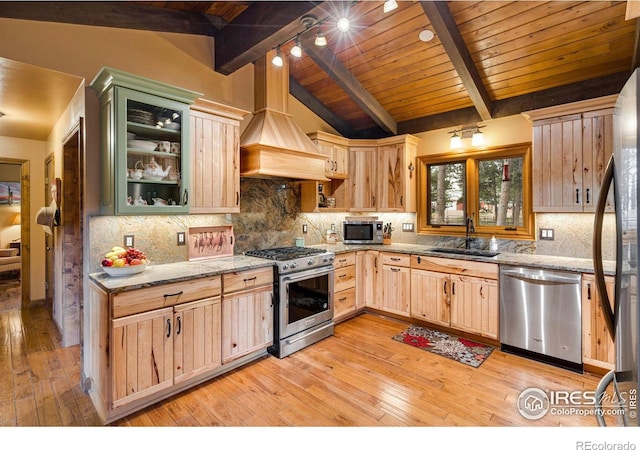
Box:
<box><xmin>500</xmin><ymin>266</ymin><xmax>583</xmax><ymax>372</ymax></box>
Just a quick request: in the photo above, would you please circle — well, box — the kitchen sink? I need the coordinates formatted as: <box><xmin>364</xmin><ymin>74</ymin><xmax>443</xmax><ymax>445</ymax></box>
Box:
<box><xmin>429</xmin><ymin>248</ymin><xmax>500</xmax><ymax>258</ymax></box>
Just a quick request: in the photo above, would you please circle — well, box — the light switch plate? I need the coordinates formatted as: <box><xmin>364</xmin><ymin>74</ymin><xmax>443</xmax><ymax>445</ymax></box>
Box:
<box><xmin>124</xmin><ymin>235</ymin><xmax>135</xmax><ymax>248</ymax></box>
<box><xmin>539</xmin><ymin>228</ymin><xmax>554</xmax><ymax>240</ymax></box>
<box><xmin>402</xmin><ymin>223</ymin><xmax>414</xmax><ymax>232</ymax></box>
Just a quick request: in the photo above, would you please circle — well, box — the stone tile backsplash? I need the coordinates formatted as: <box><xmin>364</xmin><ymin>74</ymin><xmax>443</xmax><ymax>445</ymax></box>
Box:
<box><xmin>88</xmin><ymin>178</ymin><xmax>616</xmax><ymax>272</ymax></box>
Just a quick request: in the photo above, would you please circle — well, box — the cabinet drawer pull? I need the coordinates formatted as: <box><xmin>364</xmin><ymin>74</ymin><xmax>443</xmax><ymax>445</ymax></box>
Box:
<box><xmin>163</xmin><ymin>291</ymin><xmax>184</xmax><ymax>299</ymax></box>
<box><xmin>176</xmin><ymin>316</ymin><xmax>181</xmax><ymax>335</ymax></box>
<box><xmin>391</xmin><ymin>257</ymin><xmax>401</xmax><ymax>261</ymax></box>
<box><xmin>339</xmin><ymin>258</ymin><xmax>347</xmax><ymax>263</ymax></box>
<box><xmin>338</xmin><ymin>296</ymin><xmax>347</xmax><ymax>302</ymax></box>
<box><xmin>339</xmin><ymin>274</ymin><xmax>347</xmax><ymax>278</ymax></box>
<box><xmin>244</xmin><ymin>276</ymin><xmax>257</xmax><ymax>283</ymax></box>
<box><xmin>166</xmin><ymin>319</ymin><xmax>171</xmax><ymax>338</ymax></box>
<box><xmin>391</xmin><ymin>267</ymin><xmax>401</xmax><ymax>272</ymax></box>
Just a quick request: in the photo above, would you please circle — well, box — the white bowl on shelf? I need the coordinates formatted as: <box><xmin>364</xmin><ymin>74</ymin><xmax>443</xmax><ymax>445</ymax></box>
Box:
<box><xmin>128</xmin><ymin>140</ymin><xmax>157</xmax><ymax>151</ymax></box>
<box><xmin>102</xmin><ymin>263</ymin><xmax>148</xmax><ymax>277</ymax></box>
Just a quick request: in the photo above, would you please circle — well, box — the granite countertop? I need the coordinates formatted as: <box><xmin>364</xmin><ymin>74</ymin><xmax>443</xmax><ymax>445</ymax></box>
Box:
<box><xmin>312</xmin><ymin>242</ymin><xmax>617</xmax><ymax>275</ymax></box>
<box><xmin>90</xmin><ymin>243</ymin><xmax>616</xmax><ymax>293</ymax></box>
<box><xmin>89</xmin><ymin>255</ymin><xmax>274</xmax><ymax>294</ymax></box>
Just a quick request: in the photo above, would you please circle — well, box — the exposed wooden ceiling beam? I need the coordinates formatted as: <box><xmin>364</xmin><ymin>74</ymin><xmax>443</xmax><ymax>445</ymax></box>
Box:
<box><xmin>632</xmin><ymin>18</ymin><xmax>640</xmax><ymax>70</ymax></box>
<box><xmin>398</xmin><ymin>72</ymin><xmax>628</xmax><ymax>134</ymax></box>
<box><xmin>0</xmin><ymin>1</ymin><xmax>219</xmax><ymax>35</ymax></box>
<box><xmin>289</xmin><ymin>76</ymin><xmax>354</xmax><ymax>137</ymax></box>
<box><xmin>420</xmin><ymin>1</ymin><xmax>493</xmax><ymax>121</ymax></box>
<box><xmin>300</xmin><ymin>33</ymin><xmax>397</xmax><ymax>136</ymax></box>
<box><xmin>214</xmin><ymin>1</ymin><xmax>322</xmax><ymax>75</ymax></box>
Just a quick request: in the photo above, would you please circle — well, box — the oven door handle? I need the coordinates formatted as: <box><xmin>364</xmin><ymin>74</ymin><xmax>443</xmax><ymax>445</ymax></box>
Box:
<box><xmin>285</xmin><ymin>322</ymin><xmax>335</xmax><ymax>345</ymax></box>
<box><xmin>280</xmin><ymin>265</ymin><xmax>334</xmax><ymax>283</ymax></box>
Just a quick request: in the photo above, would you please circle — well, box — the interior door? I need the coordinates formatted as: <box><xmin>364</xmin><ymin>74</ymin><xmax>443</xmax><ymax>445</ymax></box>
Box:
<box><xmin>45</xmin><ymin>155</ymin><xmax>54</xmax><ymax>314</ymax></box>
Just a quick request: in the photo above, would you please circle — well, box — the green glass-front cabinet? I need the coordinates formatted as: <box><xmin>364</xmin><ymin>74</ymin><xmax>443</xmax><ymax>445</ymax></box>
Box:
<box><xmin>90</xmin><ymin>67</ymin><xmax>202</xmax><ymax>215</ymax></box>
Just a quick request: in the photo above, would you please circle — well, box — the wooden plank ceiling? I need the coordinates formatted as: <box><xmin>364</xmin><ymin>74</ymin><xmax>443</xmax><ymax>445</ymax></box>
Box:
<box><xmin>2</xmin><ymin>1</ymin><xmax>637</xmax><ymax>138</ymax></box>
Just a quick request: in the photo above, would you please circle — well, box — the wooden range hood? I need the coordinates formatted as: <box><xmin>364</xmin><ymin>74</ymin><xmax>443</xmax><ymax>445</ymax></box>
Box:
<box><xmin>240</xmin><ymin>49</ymin><xmax>328</xmax><ymax>181</ymax></box>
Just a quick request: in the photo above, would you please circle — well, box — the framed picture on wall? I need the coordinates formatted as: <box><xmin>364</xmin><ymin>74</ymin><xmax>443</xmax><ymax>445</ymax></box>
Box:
<box><xmin>188</xmin><ymin>226</ymin><xmax>234</xmax><ymax>261</ymax></box>
<box><xmin>0</xmin><ymin>182</ymin><xmax>20</xmax><ymax>206</ymax></box>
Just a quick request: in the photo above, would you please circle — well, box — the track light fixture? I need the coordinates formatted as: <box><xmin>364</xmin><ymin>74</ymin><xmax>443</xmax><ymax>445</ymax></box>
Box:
<box><xmin>270</xmin><ymin>12</ymin><xmax>353</xmax><ymax>65</ymax></box>
<box><xmin>449</xmin><ymin>125</ymin><xmax>487</xmax><ymax>149</ymax></box>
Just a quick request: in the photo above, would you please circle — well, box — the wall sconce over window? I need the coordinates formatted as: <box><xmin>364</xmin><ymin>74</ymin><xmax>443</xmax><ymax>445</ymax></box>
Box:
<box><xmin>449</xmin><ymin>124</ymin><xmax>486</xmax><ymax>149</ymax></box>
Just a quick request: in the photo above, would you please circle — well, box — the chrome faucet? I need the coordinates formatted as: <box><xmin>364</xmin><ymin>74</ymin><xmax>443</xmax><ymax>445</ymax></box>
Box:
<box><xmin>465</xmin><ymin>215</ymin><xmax>475</xmax><ymax>250</ymax></box>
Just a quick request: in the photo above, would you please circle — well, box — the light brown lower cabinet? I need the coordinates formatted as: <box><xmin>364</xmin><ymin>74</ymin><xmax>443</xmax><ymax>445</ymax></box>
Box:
<box><xmin>111</xmin><ymin>296</ymin><xmax>222</xmax><ymax>408</ymax></box>
<box><xmin>356</xmin><ymin>250</ymin><xmax>380</xmax><ymax>310</ymax></box>
<box><xmin>379</xmin><ymin>252</ymin><xmax>411</xmax><ymax>317</ymax></box>
<box><xmin>86</xmin><ymin>270</ymin><xmax>271</xmax><ymax>424</ymax></box>
<box><xmin>410</xmin><ymin>255</ymin><xmax>499</xmax><ymax>340</ymax></box>
<box><xmin>222</xmin><ymin>267</ymin><xmax>274</xmax><ymax>364</ymax></box>
<box><xmin>582</xmin><ymin>274</ymin><xmax>615</xmax><ymax>370</ymax></box>
<box><xmin>333</xmin><ymin>252</ymin><xmax>357</xmax><ymax>321</ymax></box>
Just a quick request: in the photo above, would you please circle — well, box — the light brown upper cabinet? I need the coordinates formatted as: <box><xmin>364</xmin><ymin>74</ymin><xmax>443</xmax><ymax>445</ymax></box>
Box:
<box><xmin>524</xmin><ymin>96</ymin><xmax>616</xmax><ymax>213</ymax></box>
<box><xmin>308</xmin><ymin>131</ymin><xmax>349</xmax><ymax>179</ymax></box>
<box><xmin>348</xmin><ymin>134</ymin><xmax>420</xmax><ymax>212</ymax></box>
<box><xmin>190</xmin><ymin>98</ymin><xmax>249</xmax><ymax>214</ymax></box>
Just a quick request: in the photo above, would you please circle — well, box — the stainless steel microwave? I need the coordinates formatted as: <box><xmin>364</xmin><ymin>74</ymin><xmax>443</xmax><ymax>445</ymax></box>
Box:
<box><xmin>343</xmin><ymin>217</ymin><xmax>383</xmax><ymax>244</ymax></box>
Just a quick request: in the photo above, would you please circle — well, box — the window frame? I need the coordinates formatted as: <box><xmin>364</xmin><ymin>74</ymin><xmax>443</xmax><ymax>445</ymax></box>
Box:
<box><xmin>416</xmin><ymin>142</ymin><xmax>535</xmax><ymax>240</ymax></box>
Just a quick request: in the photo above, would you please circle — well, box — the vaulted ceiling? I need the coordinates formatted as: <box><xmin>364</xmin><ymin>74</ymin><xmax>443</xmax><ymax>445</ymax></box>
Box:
<box><xmin>1</xmin><ymin>1</ymin><xmax>638</xmax><ymax>139</ymax></box>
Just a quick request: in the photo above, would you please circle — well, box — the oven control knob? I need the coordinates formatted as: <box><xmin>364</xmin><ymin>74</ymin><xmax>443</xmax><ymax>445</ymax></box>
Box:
<box><xmin>307</xmin><ymin>258</ymin><xmax>314</xmax><ymax>266</ymax></box>
<box><xmin>323</xmin><ymin>256</ymin><xmax>334</xmax><ymax>263</ymax></box>
<box><xmin>282</xmin><ymin>264</ymin><xmax>289</xmax><ymax>271</ymax></box>
<box><xmin>291</xmin><ymin>262</ymin><xmax>298</xmax><ymax>269</ymax></box>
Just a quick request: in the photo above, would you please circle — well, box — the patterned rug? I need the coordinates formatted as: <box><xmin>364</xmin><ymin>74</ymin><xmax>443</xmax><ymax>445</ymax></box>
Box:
<box><xmin>392</xmin><ymin>324</ymin><xmax>494</xmax><ymax>368</ymax></box>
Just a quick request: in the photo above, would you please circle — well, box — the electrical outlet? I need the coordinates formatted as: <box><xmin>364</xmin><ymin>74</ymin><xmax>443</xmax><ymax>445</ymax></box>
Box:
<box><xmin>124</xmin><ymin>235</ymin><xmax>135</xmax><ymax>248</ymax></box>
<box><xmin>402</xmin><ymin>223</ymin><xmax>414</xmax><ymax>232</ymax></box>
<box><xmin>177</xmin><ymin>232</ymin><xmax>186</xmax><ymax>246</ymax></box>
<box><xmin>302</xmin><ymin>224</ymin><xmax>308</xmax><ymax>234</ymax></box>
<box><xmin>539</xmin><ymin>228</ymin><xmax>554</xmax><ymax>240</ymax></box>
<box><xmin>331</xmin><ymin>223</ymin><xmax>336</xmax><ymax>231</ymax></box>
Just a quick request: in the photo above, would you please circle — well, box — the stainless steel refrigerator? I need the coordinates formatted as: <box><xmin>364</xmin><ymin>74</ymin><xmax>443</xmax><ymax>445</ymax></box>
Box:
<box><xmin>593</xmin><ymin>68</ymin><xmax>639</xmax><ymax>426</ymax></box>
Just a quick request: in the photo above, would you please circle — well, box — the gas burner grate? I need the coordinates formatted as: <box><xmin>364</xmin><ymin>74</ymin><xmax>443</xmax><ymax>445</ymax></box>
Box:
<box><xmin>245</xmin><ymin>246</ymin><xmax>325</xmax><ymax>261</ymax></box>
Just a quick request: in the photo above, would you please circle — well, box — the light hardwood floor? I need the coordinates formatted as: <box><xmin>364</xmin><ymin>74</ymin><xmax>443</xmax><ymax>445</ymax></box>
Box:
<box><xmin>0</xmin><ymin>304</ymin><xmax>616</xmax><ymax>427</ymax></box>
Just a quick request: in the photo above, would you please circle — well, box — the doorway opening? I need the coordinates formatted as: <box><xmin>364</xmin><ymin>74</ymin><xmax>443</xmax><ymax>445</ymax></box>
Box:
<box><xmin>0</xmin><ymin>158</ymin><xmax>30</xmax><ymax>312</ymax></box>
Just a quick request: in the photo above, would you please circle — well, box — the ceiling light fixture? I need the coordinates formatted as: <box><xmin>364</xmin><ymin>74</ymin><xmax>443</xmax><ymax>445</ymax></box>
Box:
<box><xmin>271</xmin><ymin>14</ymin><xmax>341</xmax><ymax>65</ymax></box>
<box><xmin>450</xmin><ymin>124</ymin><xmax>486</xmax><ymax>149</ymax></box>
<box><xmin>337</xmin><ymin>17</ymin><xmax>350</xmax><ymax>32</ymax></box>
<box><xmin>419</xmin><ymin>29</ymin><xmax>434</xmax><ymax>42</ymax></box>
<box><xmin>383</xmin><ymin>0</ymin><xmax>398</xmax><ymax>13</ymax></box>
<box><xmin>290</xmin><ymin>36</ymin><xmax>302</xmax><ymax>58</ymax></box>
<box><xmin>315</xmin><ymin>28</ymin><xmax>327</xmax><ymax>46</ymax></box>
<box><xmin>272</xmin><ymin>47</ymin><xmax>284</xmax><ymax>67</ymax></box>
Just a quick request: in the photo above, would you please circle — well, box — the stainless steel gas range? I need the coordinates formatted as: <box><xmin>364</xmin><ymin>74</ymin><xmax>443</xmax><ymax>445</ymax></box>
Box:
<box><xmin>244</xmin><ymin>246</ymin><xmax>335</xmax><ymax>358</ymax></box>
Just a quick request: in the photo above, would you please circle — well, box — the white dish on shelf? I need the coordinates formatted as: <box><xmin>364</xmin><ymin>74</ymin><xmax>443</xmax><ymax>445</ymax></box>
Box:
<box><xmin>142</xmin><ymin>174</ymin><xmax>165</xmax><ymax>181</ymax></box>
<box><xmin>102</xmin><ymin>263</ymin><xmax>148</xmax><ymax>277</ymax></box>
<box><xmin>164</xmin><ymin>122</ymin><xmax>180</xmax><ymax>131</ymax></box>
<box><xmin>128</xmin><ymin>139</ymin><xmax>157</xmax><ymax>151</ymax></box>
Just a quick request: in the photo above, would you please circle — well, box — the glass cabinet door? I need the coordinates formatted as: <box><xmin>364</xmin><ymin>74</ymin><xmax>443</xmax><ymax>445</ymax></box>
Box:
<box><xmin>115</xmin><ymin>87</ymin><xmax>191</xmax><ymax>214</ymax></box>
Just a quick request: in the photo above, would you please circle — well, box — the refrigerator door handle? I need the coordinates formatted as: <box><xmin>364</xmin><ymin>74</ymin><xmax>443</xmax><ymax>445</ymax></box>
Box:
<box><xmin>593</xmin><ymin>154</ymin><xmax>616</xmax><ymax>341</ymax></box>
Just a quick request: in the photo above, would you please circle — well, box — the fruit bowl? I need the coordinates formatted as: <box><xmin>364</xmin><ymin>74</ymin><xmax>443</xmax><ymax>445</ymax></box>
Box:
<box><xmin>103</xmin><ymin>263</ymin><xmax>148</xmax><ymax>277</ymax></box>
